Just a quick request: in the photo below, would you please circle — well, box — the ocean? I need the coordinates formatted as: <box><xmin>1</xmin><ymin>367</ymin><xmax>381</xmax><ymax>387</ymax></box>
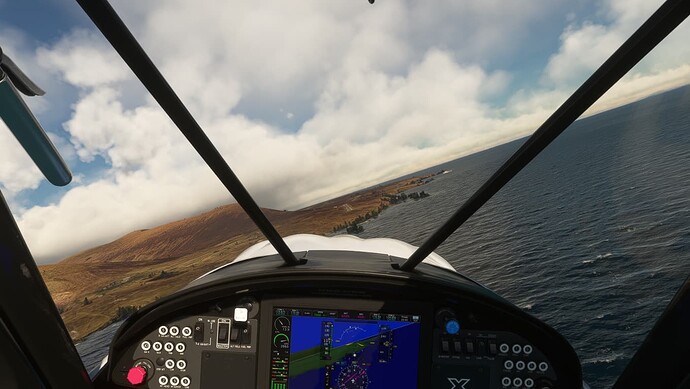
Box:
<box><xmin>76</xmin><ymin>85</ymin><xmax>690</xmax><ymax>388</ymax></box>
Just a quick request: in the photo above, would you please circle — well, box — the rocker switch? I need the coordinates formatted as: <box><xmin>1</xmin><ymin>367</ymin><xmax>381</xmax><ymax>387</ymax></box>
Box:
<box><xmin>230</xmin><ymin>325</ymin><xmax>241</xmax><ymax>342</ymax></box>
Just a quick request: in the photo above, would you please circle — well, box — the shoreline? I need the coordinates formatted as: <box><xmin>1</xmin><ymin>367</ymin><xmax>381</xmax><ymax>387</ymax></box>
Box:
<box><xmin>39</xmin><ymin>172</ymin><xmax>439</xmax><ymax>341</ymax></box>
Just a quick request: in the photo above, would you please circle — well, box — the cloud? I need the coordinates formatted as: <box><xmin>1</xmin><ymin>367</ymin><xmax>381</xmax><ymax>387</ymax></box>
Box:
<box><xmin>16</xmin><ymin>167</ymin><xmax>227</xmax><ymax>261</ymax></box>
<box><xmin>2</xmin><ymin>0</ymin><xmax>690</xmax><ymax>262</ymax></box>
<box><xmin>544</xmin><ymin>23</ymin><xmax>626</xmax><ymax>86</ymax></box>
<box><xmin>303</xmin><ymin>49</ymin><xmax>511</xmax><ymax>147</ymax></box>
<box><xmin>590</xmin><ymin>64</ymin><xmax>690</xmax><ymax>115</ymax></box>
<box><xmin>36</xmin><ymin>29</ymin><xmax>131</xmax><ymax>88</ymax></box>
<box><xmin>11</xmin><ymin>47</ymin><xmax>536</xmax><ymax>262</ymax></box>
<box><xmin>65</xmin><ymin>87</ymin><xmax>180</xmax><ymax>168</ymax></box>
<box><xmin>403</xmin><ymin>0</ymin><xmax>566</xmax><ymax>64</ymax></box>
<box><xmin>543</xmin><ymin>0</ymin><xmax>689</xmax><ymax>87</ymax></box>
<box><xmin>543</xmin><ymin>0</ymin><xmax>690</xmax><ymax>113</ymax></box>
<box><xmin>0</xmin><ymin>122</ymin><xmax>43</xmax><ymax>196</ymax></box>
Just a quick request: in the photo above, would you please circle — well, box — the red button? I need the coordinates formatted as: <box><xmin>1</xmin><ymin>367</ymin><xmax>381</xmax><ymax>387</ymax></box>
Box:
<box><xmin>127</xmin><ymin>366</ymin><xmax>147</xmax><ymax>385</ymax></box>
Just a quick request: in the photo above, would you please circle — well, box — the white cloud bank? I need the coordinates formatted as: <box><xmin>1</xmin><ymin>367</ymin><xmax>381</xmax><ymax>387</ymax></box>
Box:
<box><xmin>1</xmin><ymin>0</ymin><xmax>689</xmax><ymax>262</ymax></box>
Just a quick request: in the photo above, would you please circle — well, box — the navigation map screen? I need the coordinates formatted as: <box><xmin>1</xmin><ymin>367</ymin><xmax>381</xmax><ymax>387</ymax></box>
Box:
<box><xmin>269</xmin><ymin>307</ymin><xmax>421</xmax><ymax>389</ymax></box>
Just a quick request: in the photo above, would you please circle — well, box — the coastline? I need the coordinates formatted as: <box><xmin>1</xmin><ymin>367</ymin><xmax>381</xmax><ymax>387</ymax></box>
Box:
<box><xmin>38</xmin><ymin>173</ymin><xmax>438</xmax><ymax>341</ymax></box>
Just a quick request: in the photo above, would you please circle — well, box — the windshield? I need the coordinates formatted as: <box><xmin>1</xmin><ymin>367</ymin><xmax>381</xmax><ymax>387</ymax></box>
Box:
<box><xmin>1</xmin><ymin>1</ymin><xmax>689</xmax><ymax>387</ymax></box>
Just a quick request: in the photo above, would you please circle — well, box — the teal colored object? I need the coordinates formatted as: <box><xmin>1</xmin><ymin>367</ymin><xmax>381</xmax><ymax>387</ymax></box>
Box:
<box><xmin>445</xmin><ymin>319</ymin><xmax>460</xmax><ymax>334</ymax></box>
<box><xmin>0</xmin><ymin>74</ymin><xmax>71</xmax><ymax>186</ymax></box>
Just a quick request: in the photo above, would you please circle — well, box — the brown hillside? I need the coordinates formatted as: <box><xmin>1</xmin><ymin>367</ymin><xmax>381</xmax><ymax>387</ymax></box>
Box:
<box><xmin>39</xmin><ymin>174</ymin><xmax>437</xmax><ymax>341</ymax></box>
<box><xmin>62</xmin><ymin>205</ymin><xmax>294</xmax><ymax>264</ymax></box>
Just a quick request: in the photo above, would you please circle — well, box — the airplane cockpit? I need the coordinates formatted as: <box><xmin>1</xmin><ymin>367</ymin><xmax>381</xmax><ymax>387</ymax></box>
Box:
<box><xmin>98</xmin><ymin>236</ymin><xmax>581</xmax><ymax>389</ymax></box>
<box><xmin>0</xmin><ymin>1</ymin><xmax>689</xmax><ymax>389</ymax></box>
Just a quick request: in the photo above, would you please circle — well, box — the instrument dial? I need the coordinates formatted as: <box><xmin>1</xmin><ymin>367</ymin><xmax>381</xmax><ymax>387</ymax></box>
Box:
<box><xmin>273</xmin><ymin>333</ymin><xmax>290</xmax><ymax>349</ymax></box>
<box><xmin>337</xmin><ymin>365</ymin><xmax>369</xmax><ymax>389</ymax></box>
<box><xmin>274</xmin><ymin>316</ymin><xmax>290</xmax><ymax>331</ymax></box>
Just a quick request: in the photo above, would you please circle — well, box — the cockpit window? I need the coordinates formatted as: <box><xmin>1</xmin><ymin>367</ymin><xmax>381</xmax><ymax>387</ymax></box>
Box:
<box><xmin>0</xmin><ymin>1</ymin><xmax>688</xmax><ymax>387</ymax></box>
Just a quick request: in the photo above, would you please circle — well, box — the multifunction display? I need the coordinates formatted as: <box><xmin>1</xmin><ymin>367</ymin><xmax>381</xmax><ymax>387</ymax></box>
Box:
<box><xmin>269</xmin><ymin>307</ymin><xmax>421</xmax><ymax>389</ymax></box>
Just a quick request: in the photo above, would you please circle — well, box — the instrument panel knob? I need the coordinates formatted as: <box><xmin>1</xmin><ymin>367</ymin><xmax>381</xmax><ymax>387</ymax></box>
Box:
<box><xmin>436</xmin><ymin>308</ymin><xmax>461</xmax><ymax>334</ymax></box>
<box><xmin>126</xmin><ymin>366</ymin><xmax>147</xmax><ymax>386</ymax></box>
<box><xmin>445</xmin><ymin>319</ymin><xmax>461</xmax><ymax>335</ymax></box>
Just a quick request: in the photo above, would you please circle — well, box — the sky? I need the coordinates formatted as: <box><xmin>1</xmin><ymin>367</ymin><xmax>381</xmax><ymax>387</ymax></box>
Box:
<box><xmin>1</xmin><ymin>0</ymin><xmax>689</xmax><ymax>263</ymax></box>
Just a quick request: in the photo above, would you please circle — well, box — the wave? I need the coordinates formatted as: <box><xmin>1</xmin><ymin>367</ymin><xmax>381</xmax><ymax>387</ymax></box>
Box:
<box><xmin>582</xmin><ymin>351</ymin><xmax>626</xmax><ymax>365</ymax></box>
<box><xmin>581</xmin><ymin>251</ymin><xmax>631</xmax><ymax>265</ymax></box>
<box><xmin>616</xmin><ymin>225</ymin><xmax>637</xmax><ymax>233</ymax></box>
<box><xmin>581</xmin><ymin>252</ymin><xmax>614</xmax><ymax>264</ymax></box>
<box><xmin>586</xmin><ymin>238</ymin><xmax>610</xmax><ymax>248</ymax></box>
<box><xmin>596</xmin><ymin>252</ymin><xmax>614</xmax><ymax>260</ymax></box>
<box><xmin>594</xmin><ymin>312</ymin><xmax>613</xmax><ymax>320</ymax></box>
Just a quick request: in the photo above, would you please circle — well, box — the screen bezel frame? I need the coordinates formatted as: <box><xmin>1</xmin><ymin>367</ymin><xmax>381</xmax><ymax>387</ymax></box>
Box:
<box><xmin>257</xmin><ymin>296</ymin><xmax>432</xmax><ymax>389</ymax></box>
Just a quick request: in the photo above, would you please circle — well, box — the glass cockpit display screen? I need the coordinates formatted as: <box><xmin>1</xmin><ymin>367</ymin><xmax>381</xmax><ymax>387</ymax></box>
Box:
<box><xmin>269</xmin><ymin>307</ymin><xmax>421</xmax><ymax>389</ymax></box>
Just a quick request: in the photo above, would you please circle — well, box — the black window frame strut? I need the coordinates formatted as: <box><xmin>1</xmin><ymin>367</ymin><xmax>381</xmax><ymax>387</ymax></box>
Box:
<box><xmin>74</xmin><ymin>0</ymin><xmax>690</xmax><ymax>271</ymax></box>
<box><xmin>0</xmin><ymin>192</ymin><xmax>93</xmax><ymax>388</ymax></box>
<box><xmin>400</xmin><ymin>0</ymin><xmax>690</xmax><ymax>271</ymax></box>
<box><xmin>75</xmin><ymin>0</ymin><xmax>304</xmax><ymax>266</ymax></box>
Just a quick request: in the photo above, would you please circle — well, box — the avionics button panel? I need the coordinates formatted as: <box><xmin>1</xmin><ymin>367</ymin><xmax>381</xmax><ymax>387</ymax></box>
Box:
<box><xmin>432</xmin><ymin>329</ymin><xmax>557</xmax><ymax>389</ymax></box>
<box><xmin>111</xmin><ymin>298</ymin><xmax>259</xmax><ymax>389</ymax></box>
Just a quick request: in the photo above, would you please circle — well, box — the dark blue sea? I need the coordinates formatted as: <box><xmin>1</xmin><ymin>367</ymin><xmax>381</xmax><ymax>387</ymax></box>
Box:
<box><xmin>77</xmin><ymin>85</ymin><xmax>690</xmax><ymax>388</ymax></box>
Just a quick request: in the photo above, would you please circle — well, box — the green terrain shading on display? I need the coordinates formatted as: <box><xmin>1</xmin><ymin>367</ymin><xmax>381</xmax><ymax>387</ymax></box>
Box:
<box><xmin>288</xmin><ymin>335</ymin><xmax>378</xmax><ymax>377</ymax></box>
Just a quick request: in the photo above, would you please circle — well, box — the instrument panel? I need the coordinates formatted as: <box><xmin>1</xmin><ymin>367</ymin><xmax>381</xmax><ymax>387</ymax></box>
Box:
<box><xmin>100</xmin><ymin>252</ymin><xmax>580</xmax><ymax>389</ymax></box>
<box><xmin>110</xmin><ymin>297</ymin><xmax>562</xmax><ymax>389</ymax></box>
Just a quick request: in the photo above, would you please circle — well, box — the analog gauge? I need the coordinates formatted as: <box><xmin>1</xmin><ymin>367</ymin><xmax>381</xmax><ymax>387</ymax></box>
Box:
<box><xmin>274</xmin><ymin>316</ymin><xmax>290</xmax><ymax>331</ymax></box>
<box><xmin>337</xmin><ymin>365</ymin><xmax>369</xmax><ymax>389</ymax></box>
<box><xmin>273</xmin><ymin>333</ymin><xmax>290</xmax><ymax>349</ymax></box>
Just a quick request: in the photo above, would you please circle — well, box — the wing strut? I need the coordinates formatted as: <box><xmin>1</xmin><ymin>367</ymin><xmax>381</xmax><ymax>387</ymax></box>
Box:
<box><xmin>0</xmin><ymin>47</ymin><xmax>72</xmax><ymax>186</ymax></box>
<box><xmin>75</xmin><ymin>0</ymin><xmax>303</xmax><ymax>266</ymax></box>
<box><xmin>400</xmin><ymin>0</ymin><xmax>690</xmax><ymax>271</ymax></box>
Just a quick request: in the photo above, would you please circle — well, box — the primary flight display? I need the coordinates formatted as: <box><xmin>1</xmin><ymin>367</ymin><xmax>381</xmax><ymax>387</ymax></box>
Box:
<box><xmin>269</xmin><ymin>307</ymin><xmax>422</xmax><ymax>389</ymax></box>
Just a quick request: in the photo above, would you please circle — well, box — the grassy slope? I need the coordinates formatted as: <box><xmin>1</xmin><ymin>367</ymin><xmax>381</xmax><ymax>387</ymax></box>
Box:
<box><xmin>38</xmin><ymin>175</ymin><xmax>434</xmax><ymax>341</ymax></box>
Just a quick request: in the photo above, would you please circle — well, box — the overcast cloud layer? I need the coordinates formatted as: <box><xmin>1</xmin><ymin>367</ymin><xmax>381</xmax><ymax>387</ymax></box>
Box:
<box><xmin>1</xmin><ymin>0</ymin><xmax>689</xmax><ymax>262</ymax></box>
